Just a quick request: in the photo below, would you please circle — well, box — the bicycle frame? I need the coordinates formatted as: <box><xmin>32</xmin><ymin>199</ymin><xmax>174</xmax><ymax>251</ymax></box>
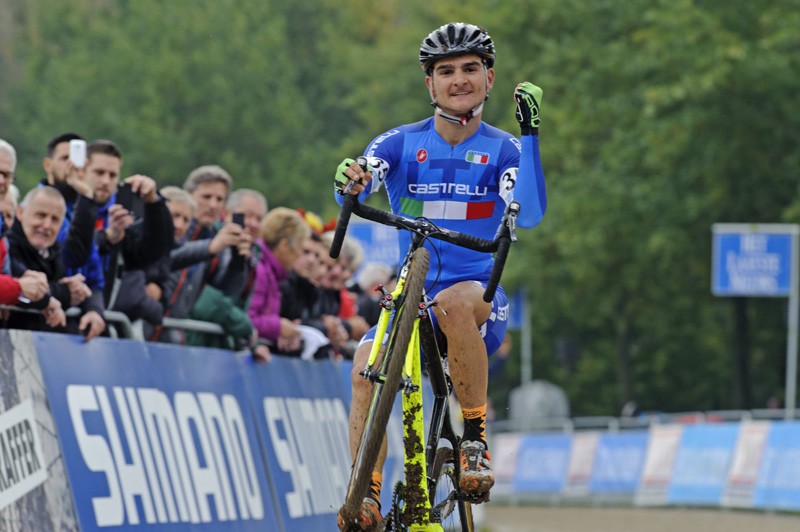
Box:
<box><xmin>334</xmin><ymin>192</ymin><xmax>518</xmax><ymax>531</ymax></box>
<box><xmin>359</xmin><ymin>252</ymin><xmax>474</xmax><ymax>530</ymax></box>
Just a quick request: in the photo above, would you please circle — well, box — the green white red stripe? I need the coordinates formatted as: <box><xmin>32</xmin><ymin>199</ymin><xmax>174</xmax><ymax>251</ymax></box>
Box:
<box><xmin>466</xmin><ymin>151</ymin><xmax>490</xmax><ymax>164</ymax></box>
<box><xmin>401</xmin><ymin>197</ymin><xmax>495</xmax><ymax>220</ymax></box>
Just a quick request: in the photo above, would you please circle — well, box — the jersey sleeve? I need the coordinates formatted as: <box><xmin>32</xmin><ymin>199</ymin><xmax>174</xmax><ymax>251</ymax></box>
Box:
<box><xmin>513</xmin><ymin>134</ymin><xmax>547</xmax><ymax>228</ymax></box>
<box><xmin>333</xmin><ymin>129</ymin><xmax>401</xmax><ymax>206</ymax></box>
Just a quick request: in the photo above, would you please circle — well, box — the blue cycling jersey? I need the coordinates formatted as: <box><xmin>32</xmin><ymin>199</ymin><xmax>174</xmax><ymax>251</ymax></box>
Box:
<box><xmin>337</xmin><ymin>116</ymin><xmax>546</xmax><ymax>293</ymax></box>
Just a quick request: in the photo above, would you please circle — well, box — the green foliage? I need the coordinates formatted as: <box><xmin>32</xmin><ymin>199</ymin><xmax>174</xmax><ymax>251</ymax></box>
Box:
<box><xmin>1</xmin><ymin>0</ymin><xmax>798</xmax><ymax>416</ymax></box>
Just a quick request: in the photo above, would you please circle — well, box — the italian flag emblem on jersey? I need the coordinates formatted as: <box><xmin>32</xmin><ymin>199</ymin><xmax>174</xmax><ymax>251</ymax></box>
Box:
<box><xmin>401</xmin><ymin>197</ymin><xmax>495</xmax><ymax>220</ymax></box>
<box><xmin>466</xmin><ymin>150</ymin><xmax>490</xmax><ymax>164</ymax></box>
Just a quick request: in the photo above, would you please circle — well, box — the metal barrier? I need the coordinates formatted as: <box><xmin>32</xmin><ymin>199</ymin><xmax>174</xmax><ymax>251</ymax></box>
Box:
<box><xmin>2</xmin><ymin>304</ymin><xmax>227</xmax><ymax>343</ymax></box>
<box><xmin>490</xmin><ymin>407</ymin><xmax>796</xmax><ymax>434</ymax></box>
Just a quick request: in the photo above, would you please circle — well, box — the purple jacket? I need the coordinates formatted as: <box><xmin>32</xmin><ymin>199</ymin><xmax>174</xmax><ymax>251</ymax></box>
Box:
<box><xmin>247</xmin><ymin>240</ymin><xmax>287</xmax><ymax>341</ymax></box>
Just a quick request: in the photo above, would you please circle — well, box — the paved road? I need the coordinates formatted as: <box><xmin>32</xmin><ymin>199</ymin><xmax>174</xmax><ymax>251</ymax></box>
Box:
<box><xmin>479</xmin><ymin>505</ymin><xmax>800</xmax><ymax>532</ymax></box>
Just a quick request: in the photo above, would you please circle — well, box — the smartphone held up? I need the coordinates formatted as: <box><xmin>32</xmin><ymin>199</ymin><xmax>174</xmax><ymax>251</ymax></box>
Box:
<box><xmin>115</xmin><ymin>183</ymin><xmax>145</xmax><ymax>219</ymax></box>
<box><xmin>69</xmin><ymin>139</ymin><xmax>86</xmax><ymax>169</ymax></box>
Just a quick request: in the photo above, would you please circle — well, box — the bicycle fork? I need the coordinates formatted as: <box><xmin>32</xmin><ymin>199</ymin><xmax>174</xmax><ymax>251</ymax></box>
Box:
<box><xmin>401</xmin><ymin>318</ymin><xmax>443</xmax><ymax>531</ymax></box>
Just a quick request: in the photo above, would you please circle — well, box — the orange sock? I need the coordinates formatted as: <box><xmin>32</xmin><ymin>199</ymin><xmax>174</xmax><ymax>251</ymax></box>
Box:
<box><xmin>462</xmin><ymin>404</ymin><xmax>488</xmax><ymax>445</ymax></box>
<box><xmin>369</xmin><ymin>471</ymin><xmax>383</xmax><ymax>505</ymax></box>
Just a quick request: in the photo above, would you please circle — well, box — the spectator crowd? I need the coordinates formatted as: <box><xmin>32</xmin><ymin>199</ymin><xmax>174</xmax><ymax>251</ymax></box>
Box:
<box><xmin>0</xmin><ymin>135</ymin><xmax>397</xmax><ymax>363</ymax></box>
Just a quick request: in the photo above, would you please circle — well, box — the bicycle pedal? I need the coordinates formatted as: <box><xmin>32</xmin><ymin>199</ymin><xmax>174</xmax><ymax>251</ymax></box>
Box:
<box><xmin>359</xmin><ymin>368</ymin><xmax>387</xmax><ymax>384</ymax></box>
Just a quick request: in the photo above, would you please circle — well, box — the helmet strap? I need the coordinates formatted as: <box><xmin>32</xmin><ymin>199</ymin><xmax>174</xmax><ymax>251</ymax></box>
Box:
<box><xmin>432</xmin><ymin>102</ymin><xmax>484</xmax><ymax>126</ymax></box>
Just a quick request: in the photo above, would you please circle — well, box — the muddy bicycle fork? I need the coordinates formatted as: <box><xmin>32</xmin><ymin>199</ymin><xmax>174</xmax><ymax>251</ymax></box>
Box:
<box><xmin>399</xmin><ymin>301</ymin><xmax>474</xmax><ymax>531</ymax></box>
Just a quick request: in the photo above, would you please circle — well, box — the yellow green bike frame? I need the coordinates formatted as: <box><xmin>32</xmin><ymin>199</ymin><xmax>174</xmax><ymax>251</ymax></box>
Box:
<box><xmin>365</xmin><ymin>271</ymin><xmax>471</xmax><ymax>531</ymax></box>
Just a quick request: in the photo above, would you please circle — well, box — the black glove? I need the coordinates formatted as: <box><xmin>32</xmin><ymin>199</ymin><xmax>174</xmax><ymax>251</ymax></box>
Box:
<box><xmin>514</xmin><ymin>82</ymin><xmax>543</xmax><ymax>135</ymax></box>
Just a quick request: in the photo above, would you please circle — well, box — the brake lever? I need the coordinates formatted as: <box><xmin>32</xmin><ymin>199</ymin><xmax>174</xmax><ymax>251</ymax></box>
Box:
<box><xmin>496</xmin><ymin>201</ymin><xmax>520</xmax><ymax>242</ymax></box>
<box><xmin>341</xmin><ymin>156</ymin><xmax>369</xmax><ymax>195</ymax></box>
<box><xmin>507</xmin><ymin>201</ymin><xmax>519</xmax><ymax>242</ymax></box>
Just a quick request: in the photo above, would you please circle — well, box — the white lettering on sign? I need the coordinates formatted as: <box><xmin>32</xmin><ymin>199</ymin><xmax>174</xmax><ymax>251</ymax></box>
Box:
<box><xmin>66</xmin><ymin>385</ymin><xmax>263</xmax><ymax>527</ymax></box>
<box><xmin>263</xmin><ymin>397</ymin><xmax>350</xmax><ymax>518</ymax></box>
<box><xmin>0</xmin><ymin>400</ymin><xmax>48</xmax><ymax>510</ymax></box>
<box><xmin>726</xmin><ymin>235</ymin><xmax>782</xmax><ymax>293</ymax></box>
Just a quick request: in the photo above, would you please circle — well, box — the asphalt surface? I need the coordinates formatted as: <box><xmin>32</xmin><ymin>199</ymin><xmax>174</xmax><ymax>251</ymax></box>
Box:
<box><xmin>479</xmin><ymin>505</ymin><xmax>800</xmax><ymax>532</ymax></box>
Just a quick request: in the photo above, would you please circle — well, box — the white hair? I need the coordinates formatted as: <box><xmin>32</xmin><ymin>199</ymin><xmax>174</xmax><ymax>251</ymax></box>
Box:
<box><xmin>227</xmin><ymin>188</ymin><xmax>268</xmax><ymax>213</ymax></box>
<box><xmin>6</xmin><ymin>184</ymin><xmax>20</xmax><ymax>206</ymax></box>
<box><xmin>0</xmin><ymin>139</ymin><xmax>17</xmax><ymax>171</ymax></box>
<box><xmin>357</xmin><ymin>262</ymin><xmax>395</xmax><ymax>292</ymax></box>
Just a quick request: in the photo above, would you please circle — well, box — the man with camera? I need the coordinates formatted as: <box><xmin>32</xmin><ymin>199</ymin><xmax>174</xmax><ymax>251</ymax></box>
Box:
<box><xmin>183</xmin><ymin>188</ymin><xmax>267</xmax><ymax>355</ymax></box>
<box><xmin>152</xmin><ymin>166</ymin><xmax>254</xmax><ymax>346</ymax></box>
<box><xmin>86</xmin><ymin>139</ymin><xmax>173</xmax><ymax>328</ymax></box>
<box><xmin>39</xmin><ymin>133</ymin><xmax>107</xmax><ymax>339</ymax></box>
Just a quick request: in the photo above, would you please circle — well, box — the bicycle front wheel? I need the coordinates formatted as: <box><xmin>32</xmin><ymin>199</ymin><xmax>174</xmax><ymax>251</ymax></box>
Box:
<box><xmin>339</xmin><ymin>247</ymin><xmax>430</xmax><ymax>529</ymax></box>
<box><xmin>430</xmin><ymin>447</ymin><xmax>475</xmax><ymax>532</ymax></box>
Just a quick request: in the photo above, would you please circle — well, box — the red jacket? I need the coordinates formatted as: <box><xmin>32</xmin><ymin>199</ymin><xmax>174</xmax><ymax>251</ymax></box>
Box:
<box><xmin>0</xmin><ymin>237</ymin><xmax>20</xmax><ymax>304</ymax></box>
<box><xmin>0</xmin><ymin>275</ymin><xmax>21</xmax><ymax>305</ymax></box>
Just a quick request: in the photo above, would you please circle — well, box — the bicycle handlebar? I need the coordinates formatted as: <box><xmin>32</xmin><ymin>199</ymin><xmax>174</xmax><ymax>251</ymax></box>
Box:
<box><xmin>331</xmin><ymin>189</ymin><xmax>519</xmax><ymax>302</ymax></box>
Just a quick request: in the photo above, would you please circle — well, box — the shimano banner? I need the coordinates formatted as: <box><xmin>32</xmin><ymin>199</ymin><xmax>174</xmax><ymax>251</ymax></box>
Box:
<box><xmin>35</xmin><ymin>335</ymin><xmax>281</xmax><ymax>531</ymax></box>
<box><xmin>244</xmin><ymin>356</ymin><xmax>351</xmax><ymax>531</ymax></box>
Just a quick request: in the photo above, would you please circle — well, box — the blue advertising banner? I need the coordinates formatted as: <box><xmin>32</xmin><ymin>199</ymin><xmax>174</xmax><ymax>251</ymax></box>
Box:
<box><xmin>753</xmin><ymin>422</ymin><xmax>800</xmax><ymax>511</ymax></box>
<box><xmin>589</xmin><ymin>431</ymin><xmax>648</xmax><ymax>494</ymax></box>
<box><xmin>348</xmin><ymin>219</ymin><xmax>400</xmax><ymax>272</ymax></box>
<box><xmin>512</xmin><ymin>434</ymin><xmax>572</xmax><ymax>493</ymax></box>
<box><xmin>243</xmin><ymin>356</ymin><xmax>351</xmax><ymax>531</ymax></box>
<box><xmin>667</xmin><ymin>423</ymin><xmax>739</xmax><ymax>505</ymax></box>
<box><xmin>34</xmin><ymin>334</ymin><xmax>281</xmax><ymax>531</ymax></box>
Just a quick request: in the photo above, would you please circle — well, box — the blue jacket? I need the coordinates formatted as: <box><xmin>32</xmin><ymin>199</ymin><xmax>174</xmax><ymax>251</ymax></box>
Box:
<box><xmin>45</xmin><ymin>182</ymin><xmax>106</xmax><ymax>316</ymax></box>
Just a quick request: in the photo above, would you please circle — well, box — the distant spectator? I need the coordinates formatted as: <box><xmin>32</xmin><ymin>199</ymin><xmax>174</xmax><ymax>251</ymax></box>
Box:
<box><xmin>41</xmin><ymin>132</ymin><xmax>97</xmax><ymax>269</ymax></box>
<box><xmin>154</xmin><ymin>166</ymin><xmax>249</xmax><ymax>343</ymax></box>
<box><xmin>87</xmin><ymin>139</ymin><xmax>172</xmax><ymax>331</ymax></box>
<box><xmin>248</xmin><ymin>207</ymin><xmax>310</xmax><ymax>354</ymax></box>
<box><xmin>319</xmin><ymin>231</ymin><xmax>369</xmax><ymax>355</ymax></box>
<box><xmin>280</xmin><ymin>229</ymin><xmax>344</xmax><ymax>359</ymax></box>
<box><xmin>145</xmin><ymin>186</ymin><xmax>194</xmax><ymax>309</ymax></box>
<box><xmin>354</xmin><ymin>262</ymin><xmax>396</xmax><ymax>327</ymax></box>
<box><xmin>0</xmin><ymin>139</ymin><xmax>16</xmax><ymax>200</ymax></box>
<box><xmin>186</xmin><ymin>189</ymin><xmax>268</xmax><ymax>359</ymax></box>
<box><xmin>0</xmin><ymin>184</ymin><xmax>48</xmax><ymax>308</ymax></box>
<box><xmin>225</xmin><ymin>188</ymin><xmax>268</xmax><ymax>309</ymax></box>
<box><xmin>0</xmin><ymin>184</ymin><xmax>18</xmax><ymax>232</ymax></box>
<box><xmin>0</xmin><ymin>185</ymin><xmax>17</xmax><ymax>277</ymax></box>
<box><xmin>160</xmin><ymin>186</ymin><xmax>196</xmax><ymax>242</ymax></box>
<box><xmin>6</xmin><ymin>187</ymin><xmax>79</xmax><ymax>331</ymax></box>
<box><xmin>1</xmin><ymin>140</ymin><xmax>18</xmax><ymax>268</ymax></box>
<box><xmin>41</xmin><ymin>133</ymin><xmax>106</xmax><ymax>339</ymax></box>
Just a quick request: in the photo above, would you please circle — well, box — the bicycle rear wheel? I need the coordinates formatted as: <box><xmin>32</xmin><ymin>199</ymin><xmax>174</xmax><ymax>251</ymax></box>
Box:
<box><xmin>339</xmin><ymin>247</ymin><xmax>430</xmax><ymax>529</ymax></box>
<box><xmin>430</xmin><ymin>447</ymin><xmax>475</xmax><ymax>532</ymax></box>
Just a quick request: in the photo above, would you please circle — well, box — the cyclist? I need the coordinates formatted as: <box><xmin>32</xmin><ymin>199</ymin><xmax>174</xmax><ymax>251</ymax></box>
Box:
<box><xmin>335</xmin><ymin>21</ymin><xmax>546</xmax><ymax>530</ymax></box>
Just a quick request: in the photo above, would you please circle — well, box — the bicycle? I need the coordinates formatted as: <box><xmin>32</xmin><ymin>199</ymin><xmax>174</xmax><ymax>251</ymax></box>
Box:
<box><xmin>331</xmin><ymin>165</ymin><xmax>519</xmax><ymax>532</ymax></box>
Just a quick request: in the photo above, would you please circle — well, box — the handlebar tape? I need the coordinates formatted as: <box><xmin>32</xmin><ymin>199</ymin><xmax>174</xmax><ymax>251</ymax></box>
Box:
<box><xmin>484</xmin><ymin>236</ymin><xmax>510</xmax><ymax>302</ymax></box>
<box><xmin>329</xmin><ymin>193</ymin><xmax>356</xmax><ymax>258</ymax></box>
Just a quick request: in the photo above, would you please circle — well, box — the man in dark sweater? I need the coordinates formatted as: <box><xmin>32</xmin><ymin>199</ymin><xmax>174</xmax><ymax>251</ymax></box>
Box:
<box><xmin>6</xmin><ymin>186</ymin><xmax>89</xmax><ymax>331</ymax></box>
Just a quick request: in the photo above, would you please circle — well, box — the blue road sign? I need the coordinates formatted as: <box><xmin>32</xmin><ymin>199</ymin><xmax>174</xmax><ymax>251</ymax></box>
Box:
<box><xmin>712</xmin><ymin>225</ymin><xmax>797</xmax><ymax>297</ymax></box>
